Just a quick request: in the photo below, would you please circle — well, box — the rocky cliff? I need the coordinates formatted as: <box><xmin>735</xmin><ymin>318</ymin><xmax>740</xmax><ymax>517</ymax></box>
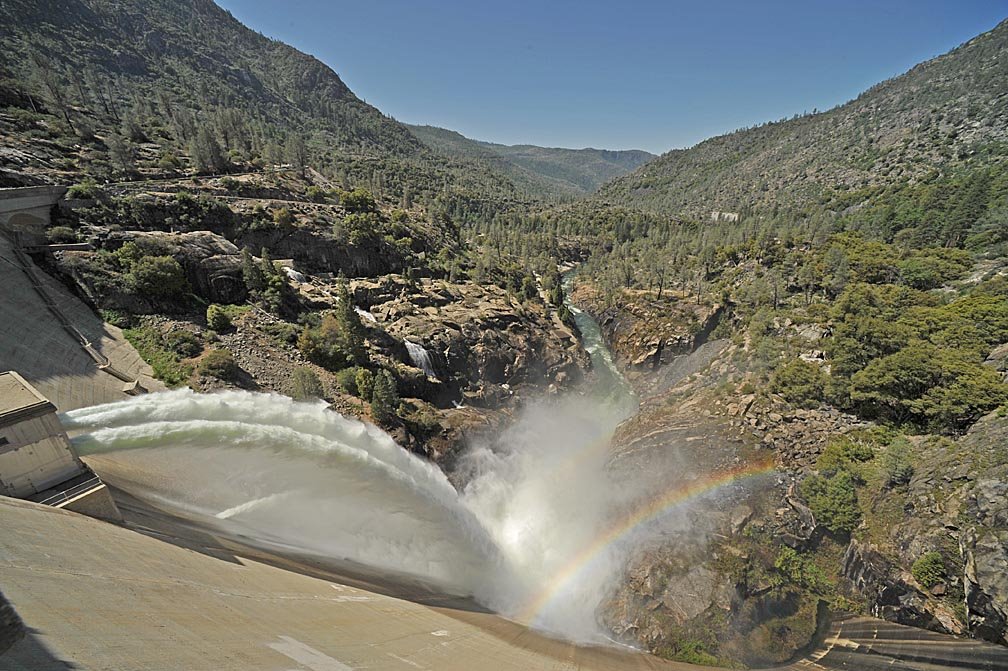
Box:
<box><xmin>575</xmin><ymin>284</ymin><xmax>1008</xmax><ymax>665</ymax></box>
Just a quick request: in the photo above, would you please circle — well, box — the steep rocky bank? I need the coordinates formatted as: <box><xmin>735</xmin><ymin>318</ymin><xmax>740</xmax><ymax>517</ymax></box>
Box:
<box><xmin>571</xmin><ymin>281</ymin><xmax>1008</xmax><ymax>664</ymax></box>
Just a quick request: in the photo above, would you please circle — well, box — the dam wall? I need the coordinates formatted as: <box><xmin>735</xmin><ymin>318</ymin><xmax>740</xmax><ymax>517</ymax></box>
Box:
<box><xmin>0</xmin><ymin>234</ymin><xmax>163</xmax><ymax>412</ymax></box>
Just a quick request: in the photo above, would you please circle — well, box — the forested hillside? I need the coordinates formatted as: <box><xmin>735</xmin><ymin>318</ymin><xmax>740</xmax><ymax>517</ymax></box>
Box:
<box><xmin>540</xmin><ymin>18</ymin><xmax>1008</xmax><ymax>662</ymax></box>
<box><xmin>598</xmin><ymin>19</ymin><xmax>1008</xmax><ymax>222</ymax></box>
<box><xmin>0</xmin><ymin>0</ymin><xmax>548</xmax><ymax>218</ymax></box>
<box><xmin>408</xmin><ymin>124</ymin><xmax>654</xmax><ymax>199</ymax></box>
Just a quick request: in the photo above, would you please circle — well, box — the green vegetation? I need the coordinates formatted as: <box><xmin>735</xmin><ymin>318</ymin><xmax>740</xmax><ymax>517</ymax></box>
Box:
<box><xmin>242</xmin><ymin>248</ymin><xmax>291</xmax><ymax>315</ymax></box>
<box><xmin>800</xmin><ymin>470</ymin><xmax>861</xmax><ymax>535</ymax></box>
<box><xmin>911</xmin><ymin>552</ymin><xmax>947</xmax><ymax>589</ymax></box>
<box><xmin>880</xmin><ymin>437</ymin><xmax>914</xmax><ymax>487</ymax></box>
<box><xmin>123</xmin><ymin>323</ymin><xmax>193</xmax><ymax>386</ymax></box>
<box><xmin>289</xmin><ymin>367</ymin><xmax>324</xmax><ymax>401</ymax></box>
<box><xmin>334</xmin><ymin>367</ymin><xmax>361</xmax><ymax>396</ymax></box>
<box><xmin>164</xmin><ymin>329</ymin><xmax>202</xmax><ymax>358</ymax></box>
<box><xmin>370</xmin><ymin>370</ymin><xmax>399</xmax><ymax>425</ymax></box>
<box><xmin>126</xmin><ymin>255</ymin><xmax>188</xmax><ymax>299</ymax></box>
<box><xmin>355</xmin><ymin>368</ymin><xmax>375</xmax><ymax>399</ymax></box>
<box><xmin>774</xmin><ymin>546</ymin><xmax>830</xmax><ymax>593</ymax></box>
<box><xmin>297</xmin><ymin>282</ymin><xmax>368</xmax><ymax>371</ymax></box>
<box><xmin>659</xmin><ymin>639</ymin><xmax>720</xmax><ymax>667</ymax></box>
<box><xmin>46</xmin><ymin>225</ymin><xmax>77</xmax><ymax>243</ymax></box>
<box><xmin>197</xmin><ymin>349</ymin><xmax>240</xmax><ymax>382</ymax></box>
<box><xmin>206</xmin><ymin>305</ymin><xmax>232</xmax><ymax>332</ymax></box>
<box><xmin>339</xmin><ymin>188</ymin><xmax>377</xmax><ymax>213</ymax></box>
<box><xmin>771</xmin><ymin>359</ymin><xmax>826</xmax><ymax>408</ymax></box>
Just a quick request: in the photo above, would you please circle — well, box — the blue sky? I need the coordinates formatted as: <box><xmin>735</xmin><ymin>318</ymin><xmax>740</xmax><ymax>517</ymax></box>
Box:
<box><xmin>217</xmin><ymin>1</ymin><xmax>1007</xmax><ymax>154</ymax></box>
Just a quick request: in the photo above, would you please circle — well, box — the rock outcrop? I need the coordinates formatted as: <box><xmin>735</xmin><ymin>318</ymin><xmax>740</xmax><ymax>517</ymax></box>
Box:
<box><xmin>342</xmin><ymin>275</ymin><xmax>589</xmax><ymax>408</ymax></box>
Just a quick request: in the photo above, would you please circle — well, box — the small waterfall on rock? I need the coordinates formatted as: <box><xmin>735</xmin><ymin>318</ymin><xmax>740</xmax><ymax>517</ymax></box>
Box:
<box><xmin>282</xmin><ymin>266</ymin><xmax>307</xmax><ymax>284</ymax></box>
<box><xmin>354</xmin><ymin>306</ymin><xmax>377</xmax><ymax>323</ymax></box>
<box><xmin>404</xmin><ymin>340</ymin><xmax>438</xmax><ymax>380</ymax></box>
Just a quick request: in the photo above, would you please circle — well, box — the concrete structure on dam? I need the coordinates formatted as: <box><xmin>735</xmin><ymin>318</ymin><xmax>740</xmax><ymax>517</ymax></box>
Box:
<box><xmin>0</xmin><ymin>189</ymin><xmax>163</xmax><ymax>412</ymax></box>
<box><xmin>0</xmin><ymin>371</ymin><xmax>120</xmax><ymax>521</ymax></box>
<box><xmin>0</xmin><ymin>186</ymin><xmax>66</xmax><ymax>240</ymax></box>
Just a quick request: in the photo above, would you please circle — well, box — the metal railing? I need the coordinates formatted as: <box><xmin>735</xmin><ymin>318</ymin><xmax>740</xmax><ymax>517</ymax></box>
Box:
<box><xmin>35</xmin><ymin>476</ymin><xmax>102</xmax><ymax>507</ymax></box>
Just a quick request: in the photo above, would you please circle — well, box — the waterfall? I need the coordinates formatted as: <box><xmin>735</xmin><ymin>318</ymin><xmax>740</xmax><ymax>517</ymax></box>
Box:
<box><xmin>282</xmin><ymin>266</ymin><xmax>307</xmax><ymax>284</ymax></box>
<box><xmin>404</xmin><ymin>340</ymin><xmax>438</xmax><ymax>380</ymax></box>
<box><xmin>354</xmin><ymin>306</ymin><xmax>377</xmax><ymax>323</ymax></box>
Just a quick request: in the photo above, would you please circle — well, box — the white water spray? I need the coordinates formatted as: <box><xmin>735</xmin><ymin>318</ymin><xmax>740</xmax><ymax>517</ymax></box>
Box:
<box><xmin>65</xmin><ymin>390</ymin><xmax>511</xmax><ymax>599</ymax></box>
<box><xmin>354</xmin><ymin>306</ymin><xmax>377</xmax><ymax>323</ymax></box>
<box><xmin>63</xmin><ymin>386</ymin><xmax>649</xmax><ymax>642</ymax></box>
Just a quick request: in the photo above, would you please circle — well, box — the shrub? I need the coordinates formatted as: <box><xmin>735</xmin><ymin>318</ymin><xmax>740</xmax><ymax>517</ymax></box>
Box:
<box><xmin>911</xmin><ymin>552</ymin><xmax>946</xmax><ymax>589</ymax></box>
<box><xmin>800</xmin><ymin>469</ymin><xmax>861</xmax><ymax>535</ymax></box>
<box><xmin>305</xmin><ymin>185</ymin><xmax>327</xmax><ymax>203</ymax></box>
<box><xmin>157</xmin><ymin>151</ymin><xmax>181</xmax><ymax>170</ymax></box>
<box><xmin>66</xmin><ymin>179</ymin><xmax>105</xmax><ymax>200</ymax></box>
<box><xmin>262</xmin><ymin>321</ymin><xmax>299</xmax><ymax>345</ymax></box>
<box><xmin>355</xmin><ymin>368</ymin><xmax>375</xmax><ymax>399</ymax></box>
<box><xmin>880</xmin><ymin>437</ymin><xmax>914</xmax><ymax>486</ymax></box>
<box><xmin>339</xmin><ymin>187</ymin><xmax>377</xmax><ymax>213</ymax></box>
<box><xmin>771</xmin><ymin>359</ymin><xmax>826</xmax><ymax>408</ymax></box>
<box><xmin>198</xmin><ymin>349</ymin><xmax>240</xmax><ymax>381</ymax></box>
<box><xmin>290</xmin><ymin>367</ymin><xmax>324</xmax><ymax>401</ymax></box>
<box><xmin>344</xmin><ymin>212</ymin><xmax>381</xmax><ymax>246</ymax></box>
<box><xmin>164</xmin><ymin>329</ymin><xmax>202</xmax><ymax>358</ymax></box>
<box><xmin>123</xmin><ymin>324</ymin><xmax>192</xmax><ymax>386</ymax></box>
<box><xmin>659</xmin><ymin>640</ymin><xmax>719</xmax><ymax>667</ymax></box>
<box><xmin>816</xmin><ymin>435</ymin><xmax>875</xmax><ymax>477</ymax></box>
<box><xmin>298</xmin><ymin>315</ymin><xmax>351</xmax><ymax>371</ymax></box>
<box><xmin>46</xmin><ymin>226</ymin><xmax>77</xmax><ymax>243</ymax></box>
<box><xmin>273</xmin><ymin>207</ymin><xmax>294</xmax><ymax>227</ymax></box>
<box><xmin>126</xmin><ymin>255</ymin><xmax>188</xmax><ymax>299</ymax></box>
<box><xmin>774</xmin><ymin>546</ymin><xmax>831</xmax><ymax>592</ymax></box>
<box><xmin>206</xmin><ymin>304</ymin><xmax>232</xmax><ymax>332</ymax></box>
<box><xmin>100</xmin><ymin>309</ymin><xmax>132</xmax><ymax>328</ymax></box>
<box><xmin>335</xmin><ymin>367</ymin><xmax>361</xmax><ymax>396</ymax></box>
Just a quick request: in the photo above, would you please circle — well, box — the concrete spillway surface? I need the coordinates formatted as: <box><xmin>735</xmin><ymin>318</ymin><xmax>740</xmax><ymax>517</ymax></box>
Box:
<box><xmin>4</xmin><ymin>493</ymin><xmax>1008</xmax><ymax>671</ymax></box>
<box><xmin>0</xmin><ymin>493</ymin><xmax>686</xmax><ymax>671</ymax></box>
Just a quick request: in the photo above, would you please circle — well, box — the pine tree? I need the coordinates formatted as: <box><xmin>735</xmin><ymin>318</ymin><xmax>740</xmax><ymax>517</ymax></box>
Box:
<box><xmin>241</xmin><ymin>248</ymin><xmax>266</xmax><ymax>293</ymax></box>
<box><xmin>190</xmin><ymin>126</ymin><xmax>227</xmax><ymax>173</ymax></box>
<box><xmin>370</xmin><ymin>370</ymin><xmax>399</xmax><ymax>425</ymax></box>
<box><xmin>334</xmin><ymin>279</ymin><xmax>368</xmax><ymax>365</ymax></box>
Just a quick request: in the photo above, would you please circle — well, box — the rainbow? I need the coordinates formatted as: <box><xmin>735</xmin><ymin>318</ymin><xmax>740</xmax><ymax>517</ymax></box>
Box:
<box><xmin>516</xmin><ymin>458</ymin><xmax>777</xmax><ymax>624</ymax></box>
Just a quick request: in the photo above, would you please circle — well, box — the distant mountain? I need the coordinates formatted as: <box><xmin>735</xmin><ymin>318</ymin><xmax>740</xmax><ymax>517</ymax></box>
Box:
<box><xmin>598</xmin><ymin>19</ymin><xmax>1008</xmax><ymax>219</ymax></box>
<box><xmin>408</xmin><ymin>124</ymin><xmax>654</xmax><ymax>199</ymax></box>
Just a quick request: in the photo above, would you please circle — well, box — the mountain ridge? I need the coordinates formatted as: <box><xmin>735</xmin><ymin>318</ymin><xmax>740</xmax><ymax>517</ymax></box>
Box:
<box><xmin>596</xmin><ymin>17</ymin><xmax>1008</xmax><ymax>218</ymax></box>
<box><xmin>407</xmin><ymin>123</ymin><xmax>654</xmax><ymax>199</ymax></box>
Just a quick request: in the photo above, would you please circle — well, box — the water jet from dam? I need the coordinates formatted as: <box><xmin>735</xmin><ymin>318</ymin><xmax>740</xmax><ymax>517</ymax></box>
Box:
<box><xmin>62</xmin><ymin>386</ymin><xmax>662</xmax><ymax>643</ymax></box>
